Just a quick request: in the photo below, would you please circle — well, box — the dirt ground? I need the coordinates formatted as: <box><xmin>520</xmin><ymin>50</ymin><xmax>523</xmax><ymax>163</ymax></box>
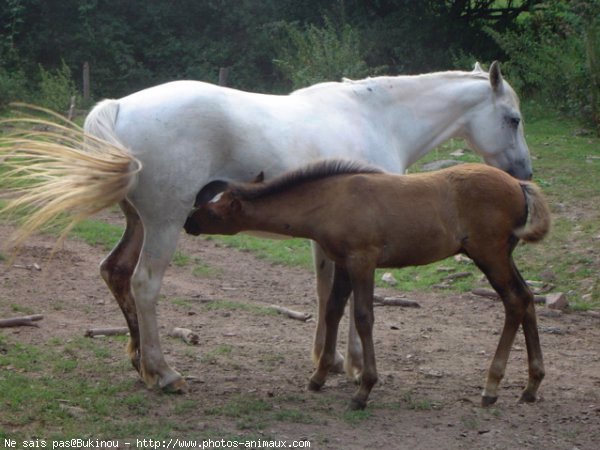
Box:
<box><xmin>1</xmin><ymin>212</ymin><xmax>600</xmax><ymax>449</ymax></box>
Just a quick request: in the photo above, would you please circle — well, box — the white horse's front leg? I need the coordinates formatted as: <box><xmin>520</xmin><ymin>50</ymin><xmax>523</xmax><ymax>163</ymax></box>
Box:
<box><xmin>131</xmin><ymin>221</ymin><xmax>187</xmax><ymax>392</ymax></box>
<box><xmin>312</xmin><ymin>243</ymin><xmax>363</xmax><ymax>378</ymax></box>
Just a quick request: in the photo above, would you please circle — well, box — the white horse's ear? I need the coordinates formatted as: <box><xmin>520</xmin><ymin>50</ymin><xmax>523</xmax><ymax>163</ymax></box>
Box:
<box><xmin>473</xmin><ymin>61</ymin><xmax>484</xmax><ymax>72</ymax></box>
<box><xmin>489</xmin><ymin>61</ymin><xmax>503</xmax><ymax>92</ymax></box>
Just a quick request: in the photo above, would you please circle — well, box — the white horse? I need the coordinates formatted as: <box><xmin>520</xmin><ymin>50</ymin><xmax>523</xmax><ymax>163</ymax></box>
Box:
<box><xmin>3</xmin><ymin>62</ymin><xmax>532</xmax><ymax>392</ymax></box>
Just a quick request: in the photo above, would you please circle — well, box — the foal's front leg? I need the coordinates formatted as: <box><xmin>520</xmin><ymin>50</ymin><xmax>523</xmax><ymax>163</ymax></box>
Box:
<box><xmin>312</xmin><ymin>243</ymin><xmax>362</xmax><ymax>377</ymax></box>
<box><xmin>309</xmin><ymin>265</ymin><xmax>352</xmax><ymax>391</ymax></box>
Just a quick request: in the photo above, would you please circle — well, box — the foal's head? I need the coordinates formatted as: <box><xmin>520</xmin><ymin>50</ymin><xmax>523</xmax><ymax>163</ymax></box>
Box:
<box><xmin>184</xmin><ymin>190</ymin><xmax>244</xmax><ymax>236</ymax></box>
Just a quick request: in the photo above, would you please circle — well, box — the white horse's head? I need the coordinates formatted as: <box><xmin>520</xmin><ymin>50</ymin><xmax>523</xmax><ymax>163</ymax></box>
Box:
<box><xmin>464</xmin><ymin>62</ymin><xmax>532</xmax><ymax>180</ymax></box>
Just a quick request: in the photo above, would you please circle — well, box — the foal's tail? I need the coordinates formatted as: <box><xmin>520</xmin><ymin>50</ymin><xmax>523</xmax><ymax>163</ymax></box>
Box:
<box><xmin>514</xmin><ymin>182</ymin><xmax>551</xmax><ymax>243</ymax></box>
<box><xmin>0</xmin><ymin>103</ymin><xmax>141</xmax><ymax>251</ymax></box>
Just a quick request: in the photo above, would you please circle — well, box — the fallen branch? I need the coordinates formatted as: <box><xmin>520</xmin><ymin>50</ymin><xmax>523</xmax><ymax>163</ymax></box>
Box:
<box><xmin>84</xmin><ymin>327</ymin><xmax>129</xmax><ymax>337</ymax></box>
<box><xmin>471</xmin><ymin>288</ymin><xmax>546</xmax><ymax>304</ymax></box>
<box><xmin>0</xmin><ymin>314</ymin><xmax>43</xmax><ymax>328</ymax></box>
<box><xmin>270</xmin><ymin>305</ymin><xmax>312</xmax><ymax>321</ymax></box>
<box><xmin>374</xmin><ymin>296</ymin><xmax>421</xmax><ymax>308</ymax></box>
<box><xmin>168</xmin><ymin>327</ymin><xmax>200</xmax><ymax>345</ymax></box>
<box><xmin>12</xmin><ymin>263</ymin><xmax>41</xmax><ymax>271</ymax></box>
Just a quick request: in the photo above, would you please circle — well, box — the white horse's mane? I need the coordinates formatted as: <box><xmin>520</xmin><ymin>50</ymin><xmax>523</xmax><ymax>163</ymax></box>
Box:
<box><xmin>294</xmin><ymin>66</ymin><xmax>490</xmax><ymax>95</ymax></box>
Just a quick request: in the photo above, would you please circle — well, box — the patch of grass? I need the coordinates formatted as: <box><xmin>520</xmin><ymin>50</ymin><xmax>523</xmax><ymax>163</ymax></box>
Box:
<box><xmin>375</xmin><ymin>257</ymin><xmax>477</xmax><ymax>293</ymax></box>
<box><xmin>460</xmin><ymin>414</ymin><xmax>480</xmax><ymax>430</ymax></box>
<box><xmin>202</xmin><ymin>299</ymin><xmax>277</xmax><ymax>316</ymax></box>
<box><xmin>172</xmin><ymin>250</ymin><xmax>191</xmax><ymax>267</ymax></box>
<box><xmin>342</xmin><ymin>409</ymin><xmax>372</xmax><ymax>423</ymax></box>
<box><xmin>201</xmin><ymin>344</ymin><xmax>234</xmax><ymax>364</ymax></box>
<box><xmin>205</xmin><ymin>395</ymin><xmax>273</xmax><ymax>430</ymax></box>
<box><xmin>10</xmin><ymin>303</ymin><xmax>34</xmax><ymax>314</ymax></box>
<box><xmin>401</xmin><ymin>390</ymin><xmax>436</xmax><ymax>411</ymax></box>
<box><xmin>208</xmin><ymin>235</ymin><xmax>314</xmax><ymax>268</ymax></box>
<box><xmin>192</xmin><ymin>258</ymin><xmax>221</xmax><ymax>277</ymax></box>
<box><xmin>272</xmin><ymin>408</ymin><xmax>316</xmax><ymax>424</ymax></box>
<box><xmin>0</xmin><ymin>336</ymin><xmax>143</xmax><ymax>437</ymax></box>
<box><xmin>170</xmin><ymin>297</ymin><xmax>195</xmax><ymax>309</ymax></box>
<box><xmin>71</xmin><ymin>220</ymin><xmax>123</xmax><ymax>250</ymax></box>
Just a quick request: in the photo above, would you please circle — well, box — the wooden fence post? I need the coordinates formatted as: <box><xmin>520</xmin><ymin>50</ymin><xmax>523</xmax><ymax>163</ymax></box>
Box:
<box><xmin>218</xmin><ymin>67</ymin><xmax>229</xmax><ymax>86</ymax></box>
<box><xmin>83</xmin><ymin>61</ymin><xmax>90</xmax><ymax>101</ymax></box>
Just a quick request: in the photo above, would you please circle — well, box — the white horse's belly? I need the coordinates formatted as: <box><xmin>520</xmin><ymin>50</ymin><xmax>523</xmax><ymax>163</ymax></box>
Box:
<box><xmin>113</xmin><ymin>81</ymin><xmax>395</xmax><ymax>201</ymax></box>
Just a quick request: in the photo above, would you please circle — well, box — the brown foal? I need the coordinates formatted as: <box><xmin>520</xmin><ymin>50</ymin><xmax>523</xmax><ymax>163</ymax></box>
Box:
<box><xmin>185</xmin><ymin>160</ymin><xmax>550</xmax><ymax>410</ymax></box>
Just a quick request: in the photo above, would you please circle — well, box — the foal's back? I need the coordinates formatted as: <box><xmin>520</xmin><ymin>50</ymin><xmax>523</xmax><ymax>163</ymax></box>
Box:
<box><xmin>312</xmin><ymin>164</ymin><xmax>527</xmax><ymax>268</ymax></box>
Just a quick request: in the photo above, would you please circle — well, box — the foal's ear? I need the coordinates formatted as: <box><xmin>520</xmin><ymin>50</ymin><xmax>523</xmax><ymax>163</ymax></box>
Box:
<box><xmin>473</xmin><ymin>61</ymin><xmax>484</xmax><ymax>73</ymax></box>
<box><xmin>489</xmin><ymin>60</ymin><xmax>503</xmax><ymax>93</ymax></box>
<box><xmin>229</xmin><ymin>197</ymin><xmax>242</xmax><ymax>214</ymax></box>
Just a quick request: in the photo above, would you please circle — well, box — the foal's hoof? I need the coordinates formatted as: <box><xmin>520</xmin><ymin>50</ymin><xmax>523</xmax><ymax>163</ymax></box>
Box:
<box><xmin>481</xmin><ymin>395</ymin><xmax>498</xmax><ymax>407</ymax></box>
<box><xmin>161</xmin><ymin>377</ymin><xmax>189</xmax><ymax>394</ymax></box>
<box><xmin>307</xmin><ymin>378</ymin><xmax>324</xmax><ymax>392</ymax></box>
<box><xmin>348</xmin><ymin>398</ymin><xmax>367</xmax><ymax>411</ymax></box>
<box><xmin>518</xmin><ymin>391</ymin><xmax>537</xmax><ymax>403</ymax></box>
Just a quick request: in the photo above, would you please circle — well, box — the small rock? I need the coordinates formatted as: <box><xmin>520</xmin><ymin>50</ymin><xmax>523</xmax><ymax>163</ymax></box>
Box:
<box><xmin>546</xmin><ymin>292</ymin><xmax>569</xmax><ymax>311</ymax></box>
<box><xmin>454</xmin><ymin>254</ymin><xmax>472</xmax><ymax>264</ymax></box>
<box><xmin>381</xmin><ymin>272</ymin><xmax>397</xmax><ymax>286</ymax></box>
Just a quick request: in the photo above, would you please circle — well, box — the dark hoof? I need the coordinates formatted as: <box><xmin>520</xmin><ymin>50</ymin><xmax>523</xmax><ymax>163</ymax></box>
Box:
<box><xmin>518</xmin><ymin>392</ymin><xmax>537</xmax><ymax>403</ymax></box>
<box><xmin>308</xmin><ymin>379</ymin><xmax>324</xmax><ymax>392</ymax></box>
<box><xmin>481</xmin><ymin>395</ymin><xmax>498</xmax><ymax>407</ymax></box>
<box><xmin>348</xmin><ymin>398</ymin><xmax>367</xmax><ymax>411</ymax></box>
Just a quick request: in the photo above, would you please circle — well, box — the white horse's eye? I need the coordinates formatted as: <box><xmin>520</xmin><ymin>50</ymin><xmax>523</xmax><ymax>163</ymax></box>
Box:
<box><xmin>507</xmin><ymin>116</ymin><xmax>521</xmax><ymax>127</ymax></box>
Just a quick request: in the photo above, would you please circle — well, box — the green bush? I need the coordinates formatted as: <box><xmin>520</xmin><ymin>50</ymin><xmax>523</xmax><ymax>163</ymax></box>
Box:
<box><xmin>489</xmin><ymin>0</ymin><xmax>599</xmax><ymax>131</ymax></box>
<box><xmin>0</xmin><ymin>67</ymin><xmax>28</xmax><ymax>109</ymax></box>
<box><xmin>274</xmin><ymin>15</ymin><xmax>372</xmax><ymax>90</ymax></box>
<box><xmin>37</xmin><ymin>60</ymin><xmax>78</xmax><ymax>113</ymax></box>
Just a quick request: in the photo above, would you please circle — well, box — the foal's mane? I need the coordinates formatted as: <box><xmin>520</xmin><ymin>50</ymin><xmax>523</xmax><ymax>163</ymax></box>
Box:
<box><xmin>231</xmin><ymin>159</ymin><xmax>385</xmax><ymax>200</ymax></box>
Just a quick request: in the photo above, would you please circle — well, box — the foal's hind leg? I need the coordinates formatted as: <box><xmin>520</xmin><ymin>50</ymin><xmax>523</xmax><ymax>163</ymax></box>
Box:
<box><xmin>473</xmin><ymin>252</ymin><xmax>544</xmax><ymax>406</ymax></box>
<box><xmin>100</xmin><ymin>200</ymin><xmax>143</xmax><ymax>371</ymax></box>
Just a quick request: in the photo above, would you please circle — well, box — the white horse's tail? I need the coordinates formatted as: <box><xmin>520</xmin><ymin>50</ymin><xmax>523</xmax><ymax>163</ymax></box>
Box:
<box><xmin>0</xmin><ymin>104</ymin><xmax>141</xmax><ymax>251</ymax></box>
<box><xmin>84</xmin><ymin>99</ymin><xmax>124</xmax><ymax>147</ymax></box>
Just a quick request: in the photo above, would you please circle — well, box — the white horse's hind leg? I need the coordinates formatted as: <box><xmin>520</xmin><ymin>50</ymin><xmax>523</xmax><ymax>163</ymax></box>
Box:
<box><xmin>312</xmin><ymin>243</ymin><xmax>363</xmax><ymax>376</ymax></box>
<box><xmin>131</xmin><ymin>219</ymin><xmax>187</xmax><ymax>392</ymax></box>
<box><xmin>100</xmin><ymin>200</ymin><xmax>144</xmax><ymax>372</ymax></box>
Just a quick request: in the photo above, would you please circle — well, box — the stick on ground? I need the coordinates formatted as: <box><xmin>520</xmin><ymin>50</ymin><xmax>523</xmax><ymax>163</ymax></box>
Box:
<box><xmin>168</xmin><ymin>327</ymin><xmax>200</xmax><ymax>345</ymax></box>
<box><xmin>84</xmin><ymin>327</ymin><xmax>129</xmax><ymax>337</ymax></box>
<box><xmin>0</xmin><ymin>314</ymin><xmax>43</xmax><ymax>328</ymax></box>
<box><xmin>270</xmin><ymin>305</ymin><xmax>312</xmax><ymax>321</ymax></box>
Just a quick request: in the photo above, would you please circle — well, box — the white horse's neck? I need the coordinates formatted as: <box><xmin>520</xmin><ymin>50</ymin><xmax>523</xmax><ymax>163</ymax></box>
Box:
<box><xmin>338</xmin><ymin>72</ymin><xmax>492</xmax><ymax>170</ymax></box>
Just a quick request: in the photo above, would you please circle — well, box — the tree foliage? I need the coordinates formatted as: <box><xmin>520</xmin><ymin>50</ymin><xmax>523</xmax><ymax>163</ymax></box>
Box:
<box><xmin>0</xmin><ymin>0</ymin><xmax>596</xmax><ymax>128</ymax></box>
